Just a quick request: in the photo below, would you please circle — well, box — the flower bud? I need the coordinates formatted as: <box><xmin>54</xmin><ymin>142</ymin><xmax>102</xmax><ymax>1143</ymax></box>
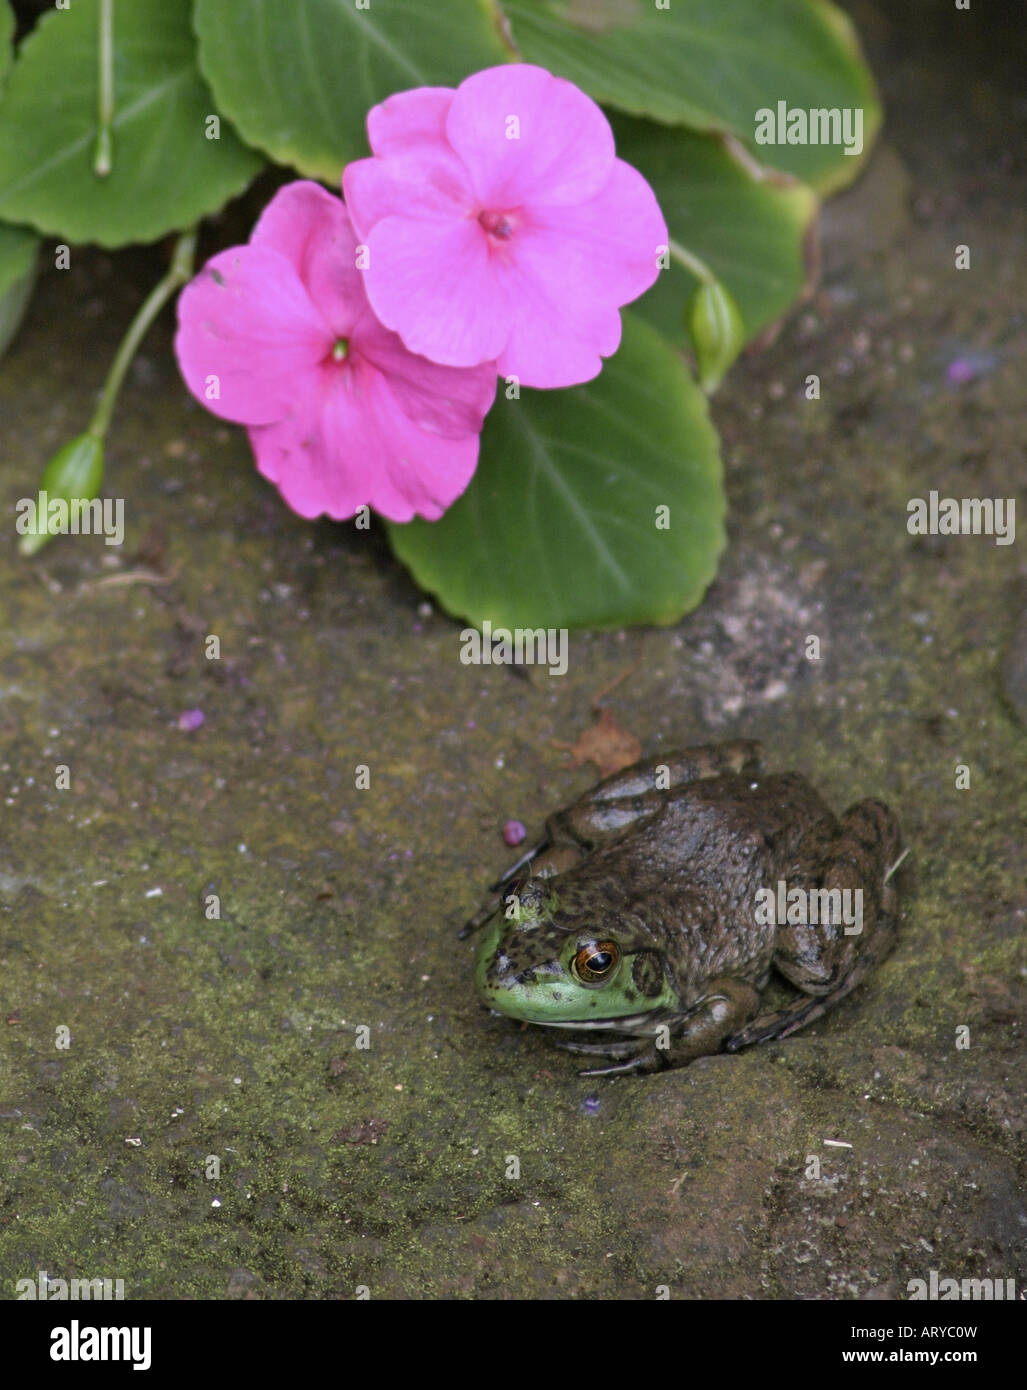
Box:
<box><xmin>18</xmin><ymin>432</ymin><xmax>105</xmax><ymax>555</ymax></box>
<box><xmin>685</xmin><ymin>280</ymin><xmax>746</xmax><ymax>394</ymax></box>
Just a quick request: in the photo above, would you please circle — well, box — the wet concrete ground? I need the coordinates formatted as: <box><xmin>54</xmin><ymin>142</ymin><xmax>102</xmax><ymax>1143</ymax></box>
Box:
<box><xmin>1</xmin><ymin>1</ymin><xmax>1024</xmax><ymax>1298</ymax></box>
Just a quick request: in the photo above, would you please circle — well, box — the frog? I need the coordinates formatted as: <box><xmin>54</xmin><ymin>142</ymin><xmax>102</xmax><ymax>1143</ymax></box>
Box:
<box><xmin>467</xmin><ymin>741</ymin><xmax>903</xmax><ymax>1076</ymax></box>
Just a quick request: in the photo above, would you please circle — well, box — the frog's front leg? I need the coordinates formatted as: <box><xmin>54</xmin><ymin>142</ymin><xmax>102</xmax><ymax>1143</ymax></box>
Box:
<box><xmin>460</xmin><ymin>837</ymin><xmax>583</xmax><ymax>937</ymax></box>
<box><xmin>578</xmin><ymin>977</ymin><xmax>761</xmax><ymax>1076</ymax></box>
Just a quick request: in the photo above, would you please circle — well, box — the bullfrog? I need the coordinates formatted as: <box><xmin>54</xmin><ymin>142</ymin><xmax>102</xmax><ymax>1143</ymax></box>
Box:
<box><xmin>467</xmin><ymin>741</ymin><xmax>903</xmax><ymax>1076</ymax></box>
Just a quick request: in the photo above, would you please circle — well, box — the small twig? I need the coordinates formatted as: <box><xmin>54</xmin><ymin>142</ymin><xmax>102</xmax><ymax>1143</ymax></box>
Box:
<box><xmin>87</xmin><ymin>564</ymin><xmax>182</xmax><ymax>590</ymax></box>
<box><xmin>591</xmin><ymin>646</ymin><xmax>645</xmax><ymax>710</ymax></box>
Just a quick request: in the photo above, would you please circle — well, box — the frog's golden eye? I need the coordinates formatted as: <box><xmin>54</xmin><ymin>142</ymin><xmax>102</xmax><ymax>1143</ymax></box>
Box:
<box><xmin>572</xmin><ymin>940</ymin><xmax>620</xmax><ymax>984</ymax></box>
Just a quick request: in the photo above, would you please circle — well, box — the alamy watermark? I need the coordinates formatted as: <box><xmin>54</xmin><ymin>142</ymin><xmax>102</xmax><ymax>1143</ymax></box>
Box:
<box><xmin>49</xmin><ymin>1320</ymin><xmax>151</xmax><ymax>1371</ymax></box>
<box><xmin>907</xmin><ymin>490</ymin><xmax>1015</xmax><ymax>546</ymax></box>
<box><xmin>754</xmin><ymin>101</ymin><xmax>864</xmax><ymax>158</ymax></box>
<box><xmin>908</xmin><ymin>1270</ymin><xmax>1018</xmax><ymax>1300</ymax></box>
<box><xmin>460</xmin><ymin>620</ymin><xmax>568</xmax><ymax>676</ymax></box>
<box><xmin>15</xmin><ymin>491</ymin><xmax>124</xmax><ymax>546</ymax></box>
<box><xmin>16</xmin><ymin>1269</ymin><xmax>124</xmax><ymax>1299</ymax></box>
<box><xmin>754</xmin><ymin>881</ymin><xmax>863</xmax><ymax>935</ymax></box>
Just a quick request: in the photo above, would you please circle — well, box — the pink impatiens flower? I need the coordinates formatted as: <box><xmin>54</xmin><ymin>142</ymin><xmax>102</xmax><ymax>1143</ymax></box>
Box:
<box><xmin>174</xmin><ymin>181</ymin><xmax>497</xmax><ymax>522</ymax></box>
<box><xmin>342</xmin><ymin>65</ymin><xmax>668</xmax><ymax>390</ymax></box>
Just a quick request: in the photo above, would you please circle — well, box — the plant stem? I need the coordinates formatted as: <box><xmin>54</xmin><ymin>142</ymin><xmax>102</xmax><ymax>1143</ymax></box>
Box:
<box><xmin>87</xmin><ymin>228</ymin><xmax>198</xmax><ymax>440</ymax></box>
<box><xmin>93</xmin><ymin>0</ymin><xmax>114</xmax><ymax>176</ymax></box>
<box><xmin>668</xmin><ymin>237</ymin><xmax>716</xmax><ymax>286</ymax></box>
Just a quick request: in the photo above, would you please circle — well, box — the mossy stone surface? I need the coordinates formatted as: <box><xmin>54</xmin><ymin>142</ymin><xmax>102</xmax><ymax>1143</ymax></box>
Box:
<box><xmin>1</xmin><ymin>0</ymin><xmax>1024</xmax><ymax>1299</ymax></box>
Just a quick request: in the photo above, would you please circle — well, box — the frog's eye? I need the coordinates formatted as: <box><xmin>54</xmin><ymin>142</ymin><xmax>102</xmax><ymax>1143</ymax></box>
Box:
<box><xmin>572</xmin><ymin>940</ymin><xmax>620</xmax><ymax>985</ymax></box>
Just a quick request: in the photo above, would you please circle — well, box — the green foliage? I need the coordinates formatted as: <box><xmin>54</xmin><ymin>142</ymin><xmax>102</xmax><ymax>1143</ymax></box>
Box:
<box><xmin>194</xmin><ymin>0</ymin><xmax>514</xmax><ymax>182</ymax></box>
<box><xmin>387</xmin><ymin>314</ymin><xmax>725</xmax><ymax>630</ymax></box>
<box><xmin>1</xmin><ymin>0</ymin><xmax>13</xmax><ymax>88</ymax></box>
<box><xmin>0</xmin><ymin>219</ymin><xmax>37</xmax><ymax>358</ymax></box>
<box><xmin>613</xmin><ymin>115</ymin><xmax>818</xmax><ymax>350</ymax></box>
<box><xmin>0</xmin><ymin>0</ymin><xmax>261</xmax><ymax>246</ymax></box>
<box><xmin>0</xmin><ymin>0</ymin><xmax>882</xmax><ymax>627</ymax></box>
<box><xmin>500</xmin><ymin>0</ymin><xmax>880</xmax><ymax>193</ymax></box>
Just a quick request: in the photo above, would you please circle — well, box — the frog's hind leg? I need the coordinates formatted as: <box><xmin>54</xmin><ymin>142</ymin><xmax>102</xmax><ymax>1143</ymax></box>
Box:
<box><xmin>465</xmin><ymin>741</ymin><xmax>765</xmax><ymax>938</ymax></box>
<box><xmin>578</xmin><ymin>741</ymin><xmax>764</xmax><ymax>807</ymax></box>
<box><xmin>726</xmin><ymin>799</ymin><xmax>902</xmax><ymax>1052</ymax></box>
<box><xmin>545</xmin><ymin>741</ymin><xmax>765</xmax><ymax>855</ymax></box>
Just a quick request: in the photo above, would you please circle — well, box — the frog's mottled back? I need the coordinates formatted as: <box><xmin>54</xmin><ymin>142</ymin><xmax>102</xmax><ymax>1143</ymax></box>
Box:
<box><xmin>470</xmin><ymin>742</ymin><xmax>902</xmax><ymax>1076</ymax></box>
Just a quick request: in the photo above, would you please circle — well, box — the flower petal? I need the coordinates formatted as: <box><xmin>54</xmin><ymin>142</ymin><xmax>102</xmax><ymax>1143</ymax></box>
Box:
<box><xmin>362</xmin><ymin>214</ymin><xmax>509</xmax><ymax>367</ymax></box>
<box><xmin>446</xmin><ymin>64</ymin><xmax>615</xmax><ymax>210</ymax></box>
<box><xmin>484</xmin><ymin>160</ymin><xmax>666</xmax><ymax>388</ymax></box>
<box><xmin>526</xmin><ymin>158</ymin><xmax>668</xmax><ymax>312</ymax></box>
<box><xmin>247</xmin><ymin>376</ymin><xmax>346</xmax><ymax>518</ymax></box>
<box><xmin>249</xmin><ymin>360</ymin><xmax>480</xmax><ymax>522</ymax></box>
<box><xmin>494</xmin><ymin>241</ymin><xmax>622</xmax><ymax>388</ymax></box>
<box><xmin>355</xmin><ymin>308</ymin><xmax>497</xmax><ymax>438</ymax></box>
<box><xmin>250</xmin><ymin>180</ymin><xmax>334</xmax><ymax>269</ymax></box>
<box><xmin>251</xmin><ymin>180</ymin><xmax>367</xmax><ymax>335</ymax></box>
<box><xmin>366</xmin><ymin>86</ymin><xmax>455</xmax><ymax>153</ymax></box>
<box><xmin>346</xmin><ymin>87</ymin><xmax>464</xmax><ymax>242</ymax></box>
<box><xmin>343</xmin><ymin>144</ymin><xmax>473</xmax><ymax>241</ymax></box>
<box><xmin>175</xmin><ymin>245</ymin><xmax>329</xmax><ymax>426</ymax></box>
<box><xmin>356</xmin><ymin>367</ymin><xmax>481</xmax><ymax>521</ymax></box>
<box><xmin>247</xmin><ymin>370</ymin><xmax>371</xmax><ymax>520</ymax></box>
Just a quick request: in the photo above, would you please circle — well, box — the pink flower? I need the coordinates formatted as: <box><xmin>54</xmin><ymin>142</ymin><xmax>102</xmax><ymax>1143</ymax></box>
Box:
<box><xmin>174</xmin><ymin>181</ymin><xmax>497</xmax><ymax>522</ymax></box>
<box><xmin>342</xmin><ymin>65</ymin><xmax>668</xmax><ymax>389</ymax></box>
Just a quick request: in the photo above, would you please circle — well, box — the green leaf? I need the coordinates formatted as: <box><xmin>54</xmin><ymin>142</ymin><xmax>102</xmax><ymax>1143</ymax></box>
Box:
<box><xmin>1</xmin><ymin>0</ymin><xmax>13</xmax><ymax>88</ymax></box>
<box><xmin>501</xmin><ymin>0</ymin><xmax>881</xmax><ymax>193</ymax></box>
<box><xmin>613</xmin><ymin>116</ymin><xmax>817</xmax><ymax>350</ymax></box>
<box><xmin>194</xmin><ymin>0</ymin><xmax>515</xmax><ymax>184</ymax></box>
<box><xmin>0</xmin><ymin>0</ymin><xmax>262</xmax><ymax>247</ymax></box>
<box><xmin>386</xmin><ymin>314</ymin><xmax>725</xmax><ymax>631</ymax></box>
<box><xmin>0</xmin><ymin>220</ymin><xmax>38</xmax><ymax>359</ymax></box>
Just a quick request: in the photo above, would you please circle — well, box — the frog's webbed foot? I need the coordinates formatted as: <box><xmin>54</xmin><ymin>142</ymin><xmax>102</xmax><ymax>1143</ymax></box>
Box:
<box><xmin>553</xmin><ymin>1036</ymin><xmax>647</xmax><ymax>1061</ymax></box>
<box><xmin>576</xmin><ymin>979</ymin><xmax>761</xmax><ymax>1077</ymax></box>
<box><xmin>578</xmin><ymin>1049</ymin><xmax>656</xmax><ymax>1078</ymax></box>
<box><xmin>573</xmin><ymin>1036</ymin><xmax>664</xmax><ymax>1076</ymax></box>
<box><xmin>725</xmin><ymin>995</ymin><xmax>829</xmax><ymax>1050</ymax></box>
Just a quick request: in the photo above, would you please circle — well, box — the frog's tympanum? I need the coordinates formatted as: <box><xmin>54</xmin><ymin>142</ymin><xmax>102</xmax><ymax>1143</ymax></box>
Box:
<box><xmin>468</xmin><ymin>742</ymin><xmax>902</xmax><ymax>1076</ymax></box>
